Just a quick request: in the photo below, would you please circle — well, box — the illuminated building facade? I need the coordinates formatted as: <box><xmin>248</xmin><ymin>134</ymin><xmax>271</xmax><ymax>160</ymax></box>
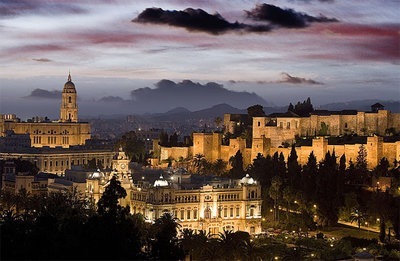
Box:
<box><xmin>0</xmin><ymin>73</ymin><xmax>90</xmax><ymax>148</ymax></box>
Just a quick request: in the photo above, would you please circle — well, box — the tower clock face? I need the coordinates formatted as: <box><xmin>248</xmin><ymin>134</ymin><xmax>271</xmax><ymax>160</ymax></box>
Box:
<box><xmin>121</xmin><ymin>163</ymin><xmax>126</xmax><ymax>169</ymax></box>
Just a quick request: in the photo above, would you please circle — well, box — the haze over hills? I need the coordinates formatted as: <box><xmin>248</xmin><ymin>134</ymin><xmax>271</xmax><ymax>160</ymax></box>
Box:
<box><xmin>89</xmin><ymin>100</ymin><xmax>399</xmax><ymax>122</ymax></box>
<box><xmin>6</xmin><ymin>76</ymin><xmax>399</xmax><ymax>120</ymax></box>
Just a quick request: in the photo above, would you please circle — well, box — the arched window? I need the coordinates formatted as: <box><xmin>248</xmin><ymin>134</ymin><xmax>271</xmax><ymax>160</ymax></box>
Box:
<box><xmin>68</xmin><ymin>96</ymin><xmax>72</xmax><ymax>103</ymax></box>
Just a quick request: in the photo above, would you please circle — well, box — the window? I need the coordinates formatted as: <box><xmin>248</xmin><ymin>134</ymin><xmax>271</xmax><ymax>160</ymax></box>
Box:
<box><xmin>250</xmin><ymin>208</ymin><xmax>254</xmax><ymax>217</ymax></box>
<box><xmin>287</xmin><ymin>122</ymin><xmax>290</xmax><ymax>129</ymax></box>
<box><xmin>180</xmin><ymin>210</ymin><xmax>185</xmax><ymax>220</ymax></box>
<box><xmin>344</xmin><ymin>123</ymin><xmax>348</xmax><ymax>128</ymax></box>
<box><xmin>68</xmin><ymin>96</ymin><xmax>72</xmax><ymax>103</ymax></box>
<box><xmin>187</xmin><ymin>210</ymin><xmax>191</xmax><ymax>219</ymax></box>
<box><xmin>204</xmin><ymin>207</ymin><xmax>211</xmax><ymax>219</ymax></box>
<box><xmin>279</xmin><ymin>122</ymin><xmax>283</xmax><ymax>128</ymax></box>
<box><xmin>258</xmin><ymin>121</ymin><xmax>260</xmax><ymax>127</ymax></box>
<box><xmin>224</xmin><ymin>207</ymin><xmax>227</xmax><ymax>218</ymax></box>
<box><xmin>193</xmin><ymin>209</ymin><xmax>198</xmax><ymax>219</ymax></box>
<box><xmin>250</xmin><ymin>227</ymin><xmax>255</xmax><ymax>234</ymax></box>
<box><xmin>230</xmin><ymin>207</ymin><xmax>233</xmax><ymax>217</ymax></box>
<box><xmin>236</xmin><ymin>207</ymin><xmax>240</xmax><ymax>217</ymax></box>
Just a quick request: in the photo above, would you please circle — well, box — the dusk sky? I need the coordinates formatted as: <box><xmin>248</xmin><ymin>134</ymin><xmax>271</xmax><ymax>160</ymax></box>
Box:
<box><xmin>0</xmin><ymin>0</ymin><xmax>399</xmax><ymax>118</ymax></box>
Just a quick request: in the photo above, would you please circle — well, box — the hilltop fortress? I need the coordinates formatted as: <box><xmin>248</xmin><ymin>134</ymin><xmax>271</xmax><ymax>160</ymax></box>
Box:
<box><xmin>156</xmin><ymin>103</ymin><xmax>400</xmax><ymax>169</ymax></box>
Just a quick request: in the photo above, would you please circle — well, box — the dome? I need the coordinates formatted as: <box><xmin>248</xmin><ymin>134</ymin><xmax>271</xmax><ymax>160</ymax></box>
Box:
<box><xmin>88</xmin><ymin>169</ymin><xmax>105</xmax><ymax>180</ymax></box>
<box><xmin>63</xmin><ymin>73</ymin><xmax>76</xmax><ymax>93</ymax></box>
<box><xmin>154</xmin><ymin>175</ymin><xmax>169</xmax><ymax>187</ymax></box>
<box><xmin>240</xmin><ymin>174</ymin><xmax>255</xmax><ymax>185</ymax></box>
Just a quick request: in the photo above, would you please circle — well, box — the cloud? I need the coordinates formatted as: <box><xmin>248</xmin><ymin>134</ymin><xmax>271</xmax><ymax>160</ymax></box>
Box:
<box><xmin>279</xmin><ymin>73</ymin><xmax>323</xmax><ymax>84</ymax></box>
<box><xmin>245</xmin><ymin>3</ymin><xmax>338</xmax><ymax>28</ymax></box>
<box><xmin>296</xmin><ymin>0</ymin><xmax>335</xmax><ymax>2</ymax></box>
<box><xmin>32</xmin><ymin>58</ymin><xmax>53</xmax><ymax>62</ymax></box>
<box><xmin>24</xmin><ymin>89</ymin><xmax>62</xmax><ymax>99</ymax></box>
<box><xmin>0</xmin><ymin>0</ymin><xmax>86</xmax><ymax>17</ymax></box>
<box><xmin>133</xmin><ymin>7</ymin><xmax>270</xmax><ymax>34</ymax></box>
<box><xmin>302</xmin><ymin>23</ymin><xmax>400</xmax><ymax>62</ymax></box>
<box><xmin>98</xmin><ymin>96</ymin><xmax>125</xmax><ymax>102</ymax></box>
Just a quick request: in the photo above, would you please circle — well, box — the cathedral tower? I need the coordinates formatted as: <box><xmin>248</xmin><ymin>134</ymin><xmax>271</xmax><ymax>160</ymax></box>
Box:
<box><xmin>60</xmin><ymin>72</ymin><xmax>78</xmax><ymax>122</ymax></box>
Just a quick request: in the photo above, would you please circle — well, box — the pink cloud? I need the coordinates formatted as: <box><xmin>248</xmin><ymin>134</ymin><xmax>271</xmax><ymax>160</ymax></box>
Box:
<box><xmin>300</xmin><ymin>23</ymin><xmax>400</xmax><ymax>62</ymax></box>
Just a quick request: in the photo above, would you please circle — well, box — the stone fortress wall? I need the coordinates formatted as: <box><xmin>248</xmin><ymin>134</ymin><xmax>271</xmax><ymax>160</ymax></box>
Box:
<box><xmin>158</xmin><ymin>106</ymin><xmax>400</xmax><ymax>170</ymax></box>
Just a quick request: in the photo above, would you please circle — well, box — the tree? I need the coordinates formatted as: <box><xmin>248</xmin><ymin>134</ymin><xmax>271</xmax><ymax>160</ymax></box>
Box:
<box><xmin>247</xmin><ymin>104</ymin><xmax>265</xmax><ymax>117</ymax></box>
<box><xmin>159</xmin><ymin>131</ymin><xmax>169</xmax><ymax>146</ymax></box>
<box><xmin>192</xmin><ymin>154</ymin><xmax>206</xmax><ymax>174</ymax></box>
<box><xmin>356</xmin><ymin>144</ymin><xmax>369</xmax><ymax>184</ymax></box>
<box><xmin>115</xmin><ymin>131</ymin><xmax>145</xmax><ymax>163</ymax></box>
<box><xmin>301</xmin><ymin>151</ymin><xmax>317</xmax><ymax>202</ymax></box>
<box><xmin>229</xmin><ymin>150</ymin><xmax>245</xmax><ymax>179</ymax></box>
<box><xmin>150</xmin><ymin>213</ymin><xmax>183</xmax><ymax>260</ymax></box>
<box><xmin>379</xmin><ymin>220</ymin><xmax>386</xmax><ymax>243</ymax></box>
<box><xmin>97</xmin><ymin>175</ymin><xmax>127</xmax><ymax>220</ymax></box>
<box><xmin>375</xmin><ymin>157</ymin><xmax>390</xmax><ymax>177</ymax></box>
<box><xmin>282</xmin><ymin>186</ymin><xmax>296</xmax><ymax>223</ymax></box>
<box><xmin>212</xmin><ymin>159</ymin><xmax>227</xmax><ymax>176</ymax></box>
<box><xmin>350</xmin><ymin>209</ymin><xmax>367</xmax><ymax>229</ymax></box>
<box><xmin>269</xmin><ymin>176</ymin><xmax>283</xmax><ymax>222</ymax></box>
<box><xmin>288</xmin><ymin>103</ymin><xmax>294</xmax><ymax>112</ymax></box>
<box><xmin>287</xmin><ymin>145</ymin><xmax>301</xmax><ymax>189</ymax></box>
<box><xmin>315</xmin><ymin>151</ymin><xmax>341</xmax><ymax>227</ymax></box>
<box><xmin>169</xmin><ymin>132</ymin><xmax>179</xmax><ymax>147</ymax></box>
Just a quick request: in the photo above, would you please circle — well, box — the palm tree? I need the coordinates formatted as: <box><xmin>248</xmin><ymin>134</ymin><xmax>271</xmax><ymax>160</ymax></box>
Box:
<box><xmin>151</xmin><ymin>212</ymin><xmax>182</xmax><ymax>259</ymax></box>
<box><xmin>218</xmin><ymin>230</ymin><xmax>250</xmax><ymax>260</ymax></box>
<box><xmin>192</xmin><ymin>154</ymin><xmax>206</xmax><ymax>174</ymax></box>
<box><xmin>350</xmin><ymin>209</ymin><xmax>366</xmax><ymax>229</ymax></box>
<box><xmin>212</xmin><ymin>159</ymin><xmax>227</xmax><ymax>176</ymax></box>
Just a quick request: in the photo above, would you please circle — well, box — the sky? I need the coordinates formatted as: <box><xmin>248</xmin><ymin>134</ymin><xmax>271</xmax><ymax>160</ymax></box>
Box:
<box><xmin>0</xmin><ymin>0</ymin><xmax>399</xmax><ymax>118</ymax></box>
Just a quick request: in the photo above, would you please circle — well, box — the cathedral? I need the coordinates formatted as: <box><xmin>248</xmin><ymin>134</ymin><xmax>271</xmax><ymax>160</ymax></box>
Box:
<box><xmin>0</xmin><ymin>73</ymin><xmax>91</xmax><ymax>148</ymax></box>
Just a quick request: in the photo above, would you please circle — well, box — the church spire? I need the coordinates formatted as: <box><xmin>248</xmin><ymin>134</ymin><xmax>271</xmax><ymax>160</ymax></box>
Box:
<box><xmin>68</xmin><ymin>70</ymin><xmax>71</xmax><ymax>82</ymax></box>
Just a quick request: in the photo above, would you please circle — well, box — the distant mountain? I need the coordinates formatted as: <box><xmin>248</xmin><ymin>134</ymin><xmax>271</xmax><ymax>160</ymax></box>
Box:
<box><xmin>165</xmin><ymin>107</ymin><xmax>191</xmax><ymax>115</ymax></box>
<box><xmin>150</xmin><ymin>103</ymin><xmax>246</xmax><ymax>122</ymax></box>
<box><xmin>191</xmin><ymin>103</ymin><xmax>246</xmax><ymax>118</ymax></box>
<box><xmin>318</xmin><ymin>100</ymin><xmax>400</xmax><ymax>112</ymax></box>
<box><xmin>141</xmin><ymin>100</ymin><xmax>400</xmax><ymax>123</ymax></box>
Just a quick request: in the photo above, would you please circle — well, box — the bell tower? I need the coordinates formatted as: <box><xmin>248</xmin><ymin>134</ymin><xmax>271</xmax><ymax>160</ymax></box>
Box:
<box><xmin>60</xmin><ymin>72</ymin><xmax>78</xmax><ymax>122</ymax></box>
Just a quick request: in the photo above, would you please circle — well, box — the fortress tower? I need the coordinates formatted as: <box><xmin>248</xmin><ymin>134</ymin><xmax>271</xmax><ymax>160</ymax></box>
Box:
<box><xmin>60</xmin><ymin>72</ymin><xmax>78</xmax><ymax>122</ymax></box>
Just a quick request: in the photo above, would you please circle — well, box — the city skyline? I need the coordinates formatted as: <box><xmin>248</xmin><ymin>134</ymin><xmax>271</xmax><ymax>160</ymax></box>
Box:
<box><xmin>0</xmin><ymin>0</ymin><xmax>399</xmax><ymax>117</ymax></box>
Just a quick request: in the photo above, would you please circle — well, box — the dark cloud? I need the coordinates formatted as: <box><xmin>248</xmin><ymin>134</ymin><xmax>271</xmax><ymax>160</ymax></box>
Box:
<box><xmin>0</xmin><ymin>0</ymin><xmax>86</xmax><ymax>17</ymax></box>
<box><xmin>133</xmin><ymin>7</ymin><xmax>270</xmax><ymax>34</ymax></box>
<box><xmin>129</xmin><ymin>79</ymin><xmax>268</xmax><ymax>110</ymax></box>
<box><xmin>32</xmin><ymin>58</ymin><xmax>53</xmax><ymax>62</ymax></box>
<box><xmin>98</xmin><ymin>96</ymin><xmax>125</xmax><ymax>102</ymax></box>
<box><xmin>245</xmin><ymin>3</ymin><xmax>338</xmax><ymax>28</ymax></box>
<box><xmin>24</xmin><ymin>89</ymin><xmax>62</xmax><ymax>99</ymax></box>
<box><xmin>279</xmin><ymin>73</ymin><xmax>323</xmax><ymax>84</ymax></box>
